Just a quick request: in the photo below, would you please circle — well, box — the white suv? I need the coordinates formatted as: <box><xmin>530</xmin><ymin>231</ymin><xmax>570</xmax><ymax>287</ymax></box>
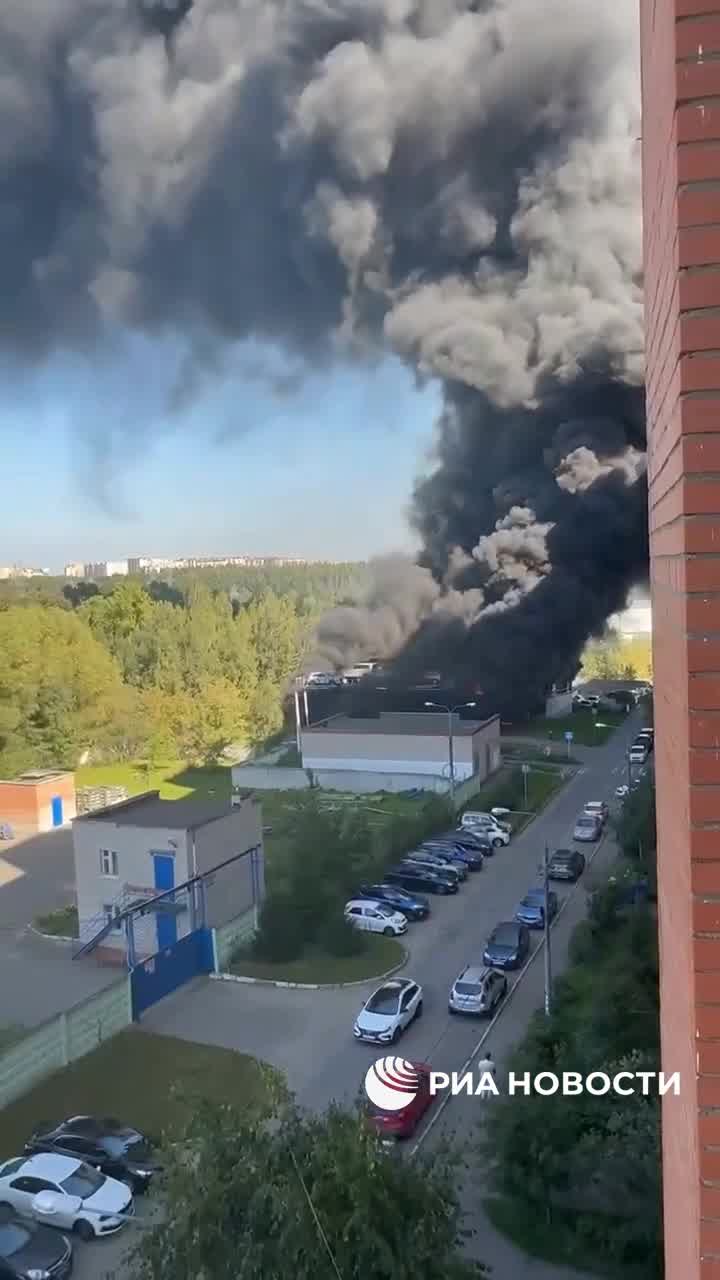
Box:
<box><xmin>344</xmin><ymin>900</ymin><xmax>408</xmax><ymax>936</ymax></box>
<box><xmin>459</xmin><ymin>812</ymin><xmax>510</xmax><ymax>847</ymax></box>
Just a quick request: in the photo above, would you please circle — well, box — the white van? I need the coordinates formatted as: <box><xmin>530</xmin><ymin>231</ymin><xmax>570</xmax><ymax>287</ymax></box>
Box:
<box><xmin>459</xmin><ymin>812</ymin><xmax>511</xmax><ymax>846</ymax></box>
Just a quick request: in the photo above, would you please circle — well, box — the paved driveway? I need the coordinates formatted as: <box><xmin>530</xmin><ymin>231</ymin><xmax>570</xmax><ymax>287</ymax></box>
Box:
<box><xmin>0</xmin><ymin>829</ymin><xmax>117</xmax><ymax>1028</ymax></box>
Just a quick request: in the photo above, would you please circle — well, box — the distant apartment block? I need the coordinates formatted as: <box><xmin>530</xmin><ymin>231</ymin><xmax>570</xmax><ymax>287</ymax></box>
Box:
<box><xmin>0</xmin><ymin>565</ymin><xmax>48</xmax><ymax>579</ymax></box>
<box><xmin>61</xmin><ymin>554</ymin><xmax>348</xmax><ymax>580</ymax></box>
<box><xmin>84</xmin><ymin>560</ymin><xmax>130</xmax><ymax>579</ymax></box>
<box><xmin>64</xmin><ymin>562</ymin><xmax>86</xmax><ymax>578</ymax></box>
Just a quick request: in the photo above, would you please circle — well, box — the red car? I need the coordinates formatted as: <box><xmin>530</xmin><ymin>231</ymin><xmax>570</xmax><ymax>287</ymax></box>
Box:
<box><xmin>365</xmin><ymin>1062</ymin><xmax>434</xmax><ymax>1140</ymax></box>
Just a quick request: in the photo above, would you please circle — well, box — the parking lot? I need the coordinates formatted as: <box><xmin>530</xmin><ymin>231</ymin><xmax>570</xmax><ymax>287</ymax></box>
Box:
<box><xmin>8</xmin><ymin>710</ymin><xmax>643</xmax><ymax>1280</ymax></box>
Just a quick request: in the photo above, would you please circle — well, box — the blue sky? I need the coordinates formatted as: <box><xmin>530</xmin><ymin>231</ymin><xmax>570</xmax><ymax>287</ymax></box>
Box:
<box><xmin>1</xmin><ymin>338</ymin><xmax>441</xmax><ymax>571</ymax></box>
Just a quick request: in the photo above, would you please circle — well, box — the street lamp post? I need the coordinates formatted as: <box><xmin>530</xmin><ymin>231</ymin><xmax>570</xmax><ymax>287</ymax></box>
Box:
<box><xmin>543</xmin><ymin>844</ymin><xmax>552</xmax><ymax>1016</ymax></box>
<box><xmin>424</xmin><ymin>699</ymin><xmax>477</xmax><ymax>815</ymax></box>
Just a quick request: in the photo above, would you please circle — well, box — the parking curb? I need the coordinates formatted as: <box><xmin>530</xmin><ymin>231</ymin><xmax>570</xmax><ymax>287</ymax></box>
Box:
<box><xmin>210</xmin><ymin>950</ymin><xmax>408</xmax><ymax>992</ymax></box>
<box><xmin>28</xmin><ymin>925</ymin><xmax>76</xmax><ymax>944</ymax></box>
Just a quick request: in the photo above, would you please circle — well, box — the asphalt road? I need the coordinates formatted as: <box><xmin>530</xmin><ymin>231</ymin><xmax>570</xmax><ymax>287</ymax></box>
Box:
<box><xmin>71</xmin><ymin>709</ymin><xmax>643</xmax><ymax>1279</ymax></box>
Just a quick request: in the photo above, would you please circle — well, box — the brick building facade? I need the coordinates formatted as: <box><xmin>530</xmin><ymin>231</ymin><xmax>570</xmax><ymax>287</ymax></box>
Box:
<box><xmin>641</xmin><ymin>2</ymin><xmax>720</xmax><ymax>1273</ymax></box>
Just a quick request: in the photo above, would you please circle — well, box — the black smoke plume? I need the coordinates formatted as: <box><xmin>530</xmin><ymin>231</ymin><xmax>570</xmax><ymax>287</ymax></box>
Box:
<box><xmin>1</xmin><ymin>1</ymin><xmax>643</xmax><ymax>715</ymax></box>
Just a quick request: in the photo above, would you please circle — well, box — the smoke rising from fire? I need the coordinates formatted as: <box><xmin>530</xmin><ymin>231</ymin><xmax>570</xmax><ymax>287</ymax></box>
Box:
<box><xmin>2</xmin><ymin>0</ymin><xmax>645</xmax><ymax>713</ymax></box>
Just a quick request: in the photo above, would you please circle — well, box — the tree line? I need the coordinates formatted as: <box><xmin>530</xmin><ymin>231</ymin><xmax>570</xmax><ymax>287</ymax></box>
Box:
<box><xmin>0</xmin><ymin>564</ymin><xmax>367</xmax><ymax>776</ymax></box>
<box><xmin>484</xmin><ymin>775</ymin><xmax>660</xmax><ymax>1277</ymax></box>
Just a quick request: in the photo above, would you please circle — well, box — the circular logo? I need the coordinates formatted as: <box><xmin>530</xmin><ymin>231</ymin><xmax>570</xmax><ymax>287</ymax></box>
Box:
<box><xmin>364</xmin><ymin>1057</ymin><xmax>419</xmax><ymax>1111</ymax></box>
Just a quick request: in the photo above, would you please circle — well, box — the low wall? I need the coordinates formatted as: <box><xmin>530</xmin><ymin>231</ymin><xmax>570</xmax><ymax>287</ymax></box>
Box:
<box><xmin>313</xmin><ymin>770</ymin><xmax>450</xmax><ymax>794</ymax></box>
<box><xmin>233</xmin><ymin>765</ymin><xmax>452</xmax><ymax>795</ymax></box>
<box><xmin>0</xmin><ymin>977</ymin><xmax>132</xmax><ymax>1111</ymax></box>
<box><xmin>213</xmin><ymin>907</ymin><xmax>257</xmax><ymax>971</ymax></box>
<box><xmin>233</xmin><ymin>765</ymin><xmax>310</xmax><ymax>790</ymax></box>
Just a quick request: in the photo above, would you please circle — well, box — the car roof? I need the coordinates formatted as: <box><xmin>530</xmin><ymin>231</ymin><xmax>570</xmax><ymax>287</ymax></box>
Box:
<box><xmin>373</xmin><ymin>978</ymin><xmax>414</xmax><ymax>994</ymax></box>
<box><xmin>20</xmin><ymin>1153</ymin><xmax>80</xmax><ymax>1180</ymax></box>
<box><xmin>584</xmin><ymin>801</ymin><xmax>605</xmax><ymax>807</ymax></box>
<box><xmin>346</xmin><ymin>898</ymin><xmax>387</xmax><ymax>909</ymax></box>
<box><xmin>552</xmin><ymin>849</ymin><xmax>575</xmax><ymax>859</ymax></box>
<box><xmin>491</xmin><ymin>921</ymin><xmax>522</xmax><ymax>935</ymax></box>
<box><xmin>457</xmin><ymin>964</ymin><xmax>496</xmax><ymax>983</ymax></box>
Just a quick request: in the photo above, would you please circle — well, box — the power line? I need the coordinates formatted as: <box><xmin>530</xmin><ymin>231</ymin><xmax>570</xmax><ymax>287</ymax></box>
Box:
<box><xmin>287</xmin><ymin>1146</ymin><xmax>344</xmax><ymax>1280</ymax></box>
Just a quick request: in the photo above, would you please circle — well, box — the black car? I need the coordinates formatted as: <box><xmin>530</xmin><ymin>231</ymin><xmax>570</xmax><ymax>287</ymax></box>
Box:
<box><xmin>450</xmin><ymin>828</ymin><xmax>495</xmax><ymax>855</ymax></box>
<box><xmin>546</xmin><ymin>849</ymin><xmax>586</xmax><ymax>882</ymax></box>
<box><xmin>483</xmin><ymin>921</ymin><xmax>530</xmax><ymax>970</ymax></box>
<box><xmin>0</xmin><ymin>1218</ymin><xmax>72</xmax><ymax>1280</ymax></box>
<box><xmin>412</xmin><ymin>847</ymin><xmax>467</xmax><ymax>879</ymax></box>
<box><xmin>24</xmin><ymin>1115</ymin><xmax>159</xmax><ymax>1194</ymax></box>
<box><xmin>387</xmin><ymin>863</ymin><xmax>459</xmax><ymax>895</ymax></box>
<box><xmin>357</xmin><ymin>883</ymin><xmax>430</xmax><ymax>920</ymax></box>
<box><xmin>420</xmin><ymin>839</ymin><xmax>484</xmax><ymax>870</ymax></box>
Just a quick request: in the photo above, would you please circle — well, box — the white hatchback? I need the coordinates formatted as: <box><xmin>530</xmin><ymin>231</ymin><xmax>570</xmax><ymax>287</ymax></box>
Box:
<box><xmin>0</xmin><ymin>1153</ymin><xmax>133</xmax><ymax>1240</ymax></box>
<box><xmin>354</xmin><ymin>977</ymin><xmax>423</xmax><ymax>1044</ymax></box>
<box><xmin>344</xmin><ymin>900</ymin><xmax>408</xmax><ymax>936</ymax></box>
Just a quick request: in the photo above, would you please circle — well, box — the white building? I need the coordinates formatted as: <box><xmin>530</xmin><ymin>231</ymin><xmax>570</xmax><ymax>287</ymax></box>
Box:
<box><xmin>72</xmin><ymin>790</ymin><xmax>264</xmax><ymax>964</ymax></box>
<box><xmin>300</xmin><ymin>711</ymin><xmax>501</xmax><ymax>789</ymax></box>
<box><xmin>607</xmin><ymin>590</ymin><xmax>652</xmax><ymax>639</ymax></box>
<box><xmin>64</xmin><ymin>563</ymin><xmax>86</xmax><ymax>578</ymax></box>
<box><xmin>84</xmin><ymin>560</ymin><xmax>129</xmax><ymax>578</ymax></box>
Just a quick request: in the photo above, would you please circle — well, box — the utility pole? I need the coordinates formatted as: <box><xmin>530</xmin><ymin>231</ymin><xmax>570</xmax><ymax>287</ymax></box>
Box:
<box><xmin>294</xmin><ymin>682</ymin><xmax>302</xmax><ymax>753</ymax></box>
<box><xmin>543</xmin><ymin>844</ymin><xmax>552</xmax><ymax>1016</ymax></box>
<box><xmin>447</xmin><ymin>706</ymin><xmax>456</xmax><ymax>815</ymax></box>
<box><xmin>627</xmin><ymin>750</ymin><xmax>632</xmax><ymax>794</ymax></box>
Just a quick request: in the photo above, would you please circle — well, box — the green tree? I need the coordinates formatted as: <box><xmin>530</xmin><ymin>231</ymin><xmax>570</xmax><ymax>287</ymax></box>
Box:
<box><xmin>131</xmin><ymin>1096</ymin><xmax>484</xmax><ymax>1280</ymax></box>
<box><xmin>0</xmin><ymin>606</ymin><xmax>130</xmax><ymax>773</ymax></box>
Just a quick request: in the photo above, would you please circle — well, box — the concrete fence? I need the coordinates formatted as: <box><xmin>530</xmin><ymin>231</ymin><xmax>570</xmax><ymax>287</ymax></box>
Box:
<box><xmin>0</xmin><ymin>909</ymin><xmax>257</xmax><ymax>1114</ymax></box>
<box><xmin>0</xmin><ymin>977</ymin><xmax>132</xmax><ymax>1111</ymax></box>
<box><xmin>233</xmin><ymin>765</ymin><xmax>453</xmax><ymax>795</ymax></box>
<box><xmin>213</xmin><ymin>907</ymin><xmax>257</xmax><ymax>971</ymax></box>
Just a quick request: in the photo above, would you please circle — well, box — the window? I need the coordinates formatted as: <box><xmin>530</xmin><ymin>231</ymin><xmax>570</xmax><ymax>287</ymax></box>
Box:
<box><xmin>100</xmin><ymin>848</ymin><xmax>118</xmax><ymax>877</ymax></box>
<box><xmin>103</xmin><ymin>905</ymin><xmax>122</xmax><ymax>932</ymax></box>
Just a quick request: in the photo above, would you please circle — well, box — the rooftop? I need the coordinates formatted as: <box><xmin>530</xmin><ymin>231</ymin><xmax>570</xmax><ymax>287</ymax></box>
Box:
<box><xmin>73</xmin><ymin>790</ymin><xmax>240</xmax><ymax>830</ymax></box>
<box><xmin>0</xmin><ymin>770</ymin><xmax>73</xmax><ymax>786</ymax></box>
<box><xmin>302</xmin><ymin>712</ymin><xmax>497</xmax><ymax>738</ymax></box>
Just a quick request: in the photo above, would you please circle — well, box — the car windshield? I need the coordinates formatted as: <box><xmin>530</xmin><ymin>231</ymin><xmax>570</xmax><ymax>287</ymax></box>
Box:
<box><xmin>491</xmin><ymin>926</ymin><xmax>518</xmax><ymax>946</ymax></box>
<box><xmin>366</xmin><ymin>988</ymin><xmax>402</xmax><ymax>1014</ymax></box>
<box><xmin>60</xmin><ymin>1164</ymin><xmax>105</xmax><ymax>1198</ymax></box>
<box><xmin>575</xmin><ymin>817</ymin><xmax>595</xmax><ymax>827</ymax></box>
<box><xmin>454</xmin><ymin>980</ymin><xmax>482</xmax><ymax>995</ymax></box>
<box><xmin>520</xmin><ymin>898</ymin><xmax>540</xmax><ymax>911</ymax></box>
<box><xmin>0</xmin><ymin>1221</ymin><xmax>32</xmax><ymax>1257</ymax></box>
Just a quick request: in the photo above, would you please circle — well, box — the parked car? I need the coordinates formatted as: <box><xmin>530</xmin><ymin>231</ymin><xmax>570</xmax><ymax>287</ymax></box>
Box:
<box><xmin>448</xmin><ymin>965</ymin><xmax>508</xmax><ymax>1016</ymax></box>
<box><xmin>573</xmin><ymin>812</ymin><xmax>602</xmax><ymax>842</ymax></box>
<box><xmin>386</xmin><ymin>864</ymin><xmax>459</xmax><ymax>895</ymax></box>
<box><xmin>483</xmin><ymin>922</ymin><xmax>530</xmax><ymax>970</ymax></box>
<box><xmin>356</xmin><ymin>884</ymin><xmax>430</xmax><ymax>920</ymax></box>
<box><xmin>572</xmin><ymin>695</ymin><xmax>591</xmax><ymax>709</ymax></box>
<box><xmin>24</xmin><ymin>1116</ymin><xmax>158</xmax><ymax>1195</ymax></box>
<box><xmin>629</xmin><ymin>744</ymin><xmax>648</xmax><ymax>764</ymax></box>
<box><xmin>364</xmin><ymin>1061</ymin><xmax>434</xmax><ymax>1140</ymax></box>
<box><xmin>615</xmin><ymin>783</ymin><xmax>630</xmax><ymax>799</ymax></box>
<box><xmin>459</xmin><ymin>813</ymin><xmax>510</xmax><ymax>847</ymax></box>
<box><xmin>515</xmin><ymin>888</ymin><xmax>559</xmax><ymax>928</ymax></box>
<box><xmin>353</xmin><ymin>978</ymin><xmax>423</xmax><ymax>1044</ymax></box>
<box><xmin>545</xmin><ymin>848</ymin><xmax>586</xmax><ymax>882</ymax></box>
<box><xmin>420</xmin><ymin>839</ymin><xmax>484</xmax><ymax>869</ymax></box>
<box><xmin>636</xmin><ymin>730</ymin><xmax>654</xmax><ymax>751</ymax></box>
<box><xmin>447</xmin><ymin>829</ymin><xmax>494</xmax><ymax>854</ymax></box>
<box><xmin>0</xmin><ymin>1154</ymin><xmax>133</xmax><ymax>1240</ymax></box>
<box><xmin>413</xmin><ymin>847</ymin><xmax>468</xmax><ymax>879</ymax></box>
<box><xmin>0</xmin><ymin>1217</ymin><xmax>72</xmax><ymax>1280</ymax></box>
<box><xmin>344</xmin><ymin>900</ymin><xmax>407</xmax><ymax>937</ymax></box>
<box><xmin>583</xmin><ymin>801</ymin><xmax>608</xmax><ymax>826</ymax></box>
<box><xmin>403</xmin><ymin>851</ymin><xmax>463</xmax><ymax>882</ymax></box>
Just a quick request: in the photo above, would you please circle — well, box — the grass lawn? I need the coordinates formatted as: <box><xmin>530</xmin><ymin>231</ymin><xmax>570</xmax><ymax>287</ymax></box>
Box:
<box><xmin>484</xmin><ymin>1198</ymin><xmax>612</xmax><ymax>1276</ymax></box>
<box><xmin>230</xmin><ymin>935</ymin><xmax>405</xmax><ymax>985</ymax></box>
<box><xmin>0</xmin><ymin>1029</ymin><xmax>275</xmax><ymax>1160</ymax></box>
<box><xmin>461</xmin><ymin>765</ymin><xmax>567</xmax><ymax>832</ymax></box>
<box><xmin>506</xmin><ymin>709</ymin><xmax>625</xmax><ymax>746</ymax></box>
<box><xmin>34</xmin><ymin>904</ymin><xmax>78</xmax><ymax>938</ymax></box>
<box><xmin>75</xmin><ymin>760</ymin><xmax>232</xmax><ymax>801</ymax></box>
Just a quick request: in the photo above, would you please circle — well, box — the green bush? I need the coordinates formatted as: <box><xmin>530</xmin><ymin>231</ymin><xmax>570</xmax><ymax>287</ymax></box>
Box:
<box><xmin>252</xmin><ymin>893</ymin><xmax>305</xmax><ymax>963</ymax></box>
<box><xmin>316</xmin><ymin>912</ymin><xmax>366</xmax><ymax>958</ymax></box>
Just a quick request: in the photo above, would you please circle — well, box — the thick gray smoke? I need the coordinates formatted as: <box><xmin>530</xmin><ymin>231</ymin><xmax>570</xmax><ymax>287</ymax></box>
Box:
<box><xmin>1</xmin><ymin>0</ymin><xmax>645</xmax><ymax>714</ymax></box>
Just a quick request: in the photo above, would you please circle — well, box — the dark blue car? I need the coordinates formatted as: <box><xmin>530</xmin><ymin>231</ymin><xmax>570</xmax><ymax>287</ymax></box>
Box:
<box><xmin>483</xmin><ymin>921</ymin><xmax>530</xmax><ymax>969</ymax></box>
<box><xmin>420</xmin><ymin>839</ymin><xmax>484</xmax><ymax>870</ymax></box>
<box><xmin>356</xmin><ymin>882</ymin><xmax>430</xmax><ymax>920</ymax></box>
<box><xmin>515</xmin><ymin>888</ymin><xmax>559</xmax><ymax>928</ymax></box>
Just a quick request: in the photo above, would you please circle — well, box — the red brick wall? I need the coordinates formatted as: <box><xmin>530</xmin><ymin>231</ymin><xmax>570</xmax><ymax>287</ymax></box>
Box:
<box><xmin>641</xmin><ymin>1</ymin><xmax>720</xmax><ymax>1274</ymax></box>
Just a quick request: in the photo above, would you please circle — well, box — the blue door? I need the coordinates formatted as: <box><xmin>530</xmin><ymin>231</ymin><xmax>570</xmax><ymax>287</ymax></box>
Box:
<box><xmin>152</xmin><ymin>854</ymin><xmax>177</xmax><ymax>950</ymax></box>
<box><xmin>51</xmin><ymin>796</ymin><xmax>63</xmax><ymax>827</ymax></box>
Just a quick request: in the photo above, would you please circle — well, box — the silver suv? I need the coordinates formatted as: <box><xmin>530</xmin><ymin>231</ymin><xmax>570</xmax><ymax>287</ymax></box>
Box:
<box><xmin>448</xmin><ymin>965</ymin><xmax>508</xmax><ymax>1016</ymax></box>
